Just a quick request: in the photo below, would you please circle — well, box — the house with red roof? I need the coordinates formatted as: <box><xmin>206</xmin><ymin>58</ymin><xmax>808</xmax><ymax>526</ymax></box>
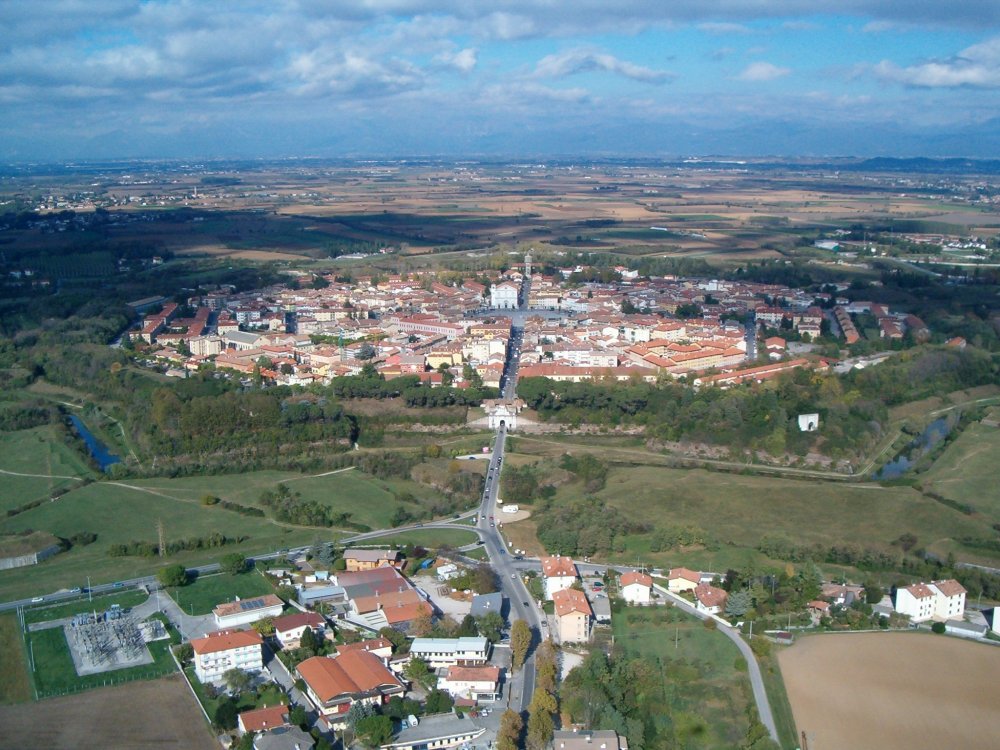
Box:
<box><xmin>238</xmin><ymin>704</ymin><xmax>290</xmax><ymax>735</ymax></box>
<box><xmin>296</xmin><ymin>650</ymin><xmax>405</xmax><ymax>726</ymax></box>
<box><xmin>666</xmin><ymin>568</ymin><xmax>702</xmax><ymax>594</ymax></box>
<box><xmin>693</xmin><ymin>584</ymin><xmax>728</xmax><ymax>615</ymax></box>
<box><xmin>620</xmin><ymin>571</ymin><xmax>653</xmax><ymax>605</ymax></box>
<box><xmin>273</xmin><ymin>611</ymin><xmax>327</xmax><ymax>649</ymax></box>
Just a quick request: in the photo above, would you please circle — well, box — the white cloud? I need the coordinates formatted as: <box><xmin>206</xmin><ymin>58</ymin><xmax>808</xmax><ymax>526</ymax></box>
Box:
<box><xmin>533</xmin><ymin>48</ymin><xmax>672</xmax><ymax>83</ymax></box>
<box><xmin>874</xmin><ymin>37</ymin><xmax>1000</xmax><ymax>88</ymax></box>
<box><xmin>287</xmin><ymin>49</ymin><xmax>424</xmax><ymax>97</ymax></box>
<box><xmin>433</xmin><ymin>47</ymin><xmax>477</xmax><ymax>73</ymax></box>
<box><xmin>736</xmin><ymin>61</ymin><xmax>791</xmax><ymax>81</ymax></box>
<box><xmin>698</xmin><ymin>22</ymin><xmax>752</xmax><ymax>35</ymax></box>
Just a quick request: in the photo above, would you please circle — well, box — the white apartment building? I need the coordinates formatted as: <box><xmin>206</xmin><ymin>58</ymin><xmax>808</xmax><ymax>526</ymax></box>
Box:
<box><xmin>408</xmin><ymin>637</ymin><xmax>490</xmax><ymax>669</ymax></box>
<box><xmin>191</xmin><ymin>629</ymin><xmax>264</xmax><ymax>683</ymax></box>
<box><xmin>894</xmin><ymin>579</ymin><xmax>967</xmax><ymax>623</ymax></box>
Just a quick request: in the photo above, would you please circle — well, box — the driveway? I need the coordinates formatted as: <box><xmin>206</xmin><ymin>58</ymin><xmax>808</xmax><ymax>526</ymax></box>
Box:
<box><xmin>133</xmin><ymin>590</ymin><xmax>217</xmax><ymax>640</ymax></box>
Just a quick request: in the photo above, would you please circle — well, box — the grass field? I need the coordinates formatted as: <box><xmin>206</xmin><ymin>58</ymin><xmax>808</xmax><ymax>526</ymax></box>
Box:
<box><xmin>779</xmin><ymin>633</ymin><xmax>1000</xmax><ymax>750</ymax></box>
<box><xmin>611</xmin><ymin>605</ymin><xmax>754</xmax><ymax>748</ymax></box>
<box><xmin>508</xmin><ymin>447</ymin><xmax>1000</xmax><ymax>572</ymax></box>
<box><xmin>0</xmin><ymin>674</ymin><xmax>218</xmax><ymax>750</ymax></box>
<box><xmin>920</xmin><ymin>421</ymin><xmax>1000</xmax><ymax>521</ymax></box>
<box><xmin>170</xmin><ymin>570</ymin><xmax>276</xmax><ymax>616</ymax></box>
<box><xmin>0</xmin><ymin>614</ymin><xmax>32</xmax><ymax>704</ymax></box>
<box><xmin>0</xmin><ymin>426</ymin><xmax>91</xmax><ymax>511</ymax></box>
<box><xmin>361</xmin><ymin>528</ymin><xmax>479</xmax><ymax>549</ymax></box>
<box><xmin>0</xmin><ymin>466</ymin><xmax>434</xmax><ymax>601</ymax></box>
<box><xmin>756</xmin><ymin>651</ymin><xmax>798</xmax><ymax>750</ymax></box>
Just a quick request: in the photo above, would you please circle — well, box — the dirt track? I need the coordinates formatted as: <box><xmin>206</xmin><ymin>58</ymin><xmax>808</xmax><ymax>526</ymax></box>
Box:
<box><xmin>779</xmin><ymin>632</ymin><xmax>1000</xmax><ymax>750</ymax></box>
<box><xmin>0</xmin><ymin>675</ymin><xmax>217</xmax><ymax>750</ymax></box>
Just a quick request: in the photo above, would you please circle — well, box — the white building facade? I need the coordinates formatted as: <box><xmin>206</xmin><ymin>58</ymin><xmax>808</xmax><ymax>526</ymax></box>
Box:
<box><xmin>192</xmin><ymin>630</ymin><xmax>264</xmax><ymax>683</ymax></box>
<box><xmin>409</xmin><ymin>637</ymin><xmax>490</xmax><ymax>669</ymax></box>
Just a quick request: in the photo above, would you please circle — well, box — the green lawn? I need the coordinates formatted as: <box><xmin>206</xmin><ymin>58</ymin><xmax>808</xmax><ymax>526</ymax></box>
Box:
<box><xmin>0</xmin><ymin>614</ymin><xmax>33</xmax><ymax>704</ymax></box>
<box><xmin>170</xmin><ymin>571</ymin><xmax>276</xmax><ymax>616</ymax></box>
<box><xmin>27</xmin><ymin>624</ymin><xmax>176</xmax><ymax>698</ymax></box>
<box><xmin>361</xmin><ymin>528</ymin><xmax>479</xmax><ymax>549</ymax></box>
<box><xmin>920</xmin><ymin>422</ymin><xmax>1000</xmax><ymax>520</ymax></box>
<box><xmin>0</xmin><ymin>463</ymin><xmax>467</xmax><ymax>602</ymax></box>
<box><xmin>288</xmin><ymin>470</ymin><xmax>409</xmax><ymax>529</ymax></box>
<box><xmin>0</xmin><ymin>481</ymin><xmax>309</xmax><ymax>601</ymax></box>
<box><xmin>572</xmin><ymin>464</ymin><xmax>999</xmax><ymax>569</ymax></box>
<box><xmin>757</xmin><ymin>650</ymin><xmax>799</xmax><ymax>750</ymax></box>
<box><xmin>611</xmin><ymin>605</ymin><xmax>754</xmax><ymax>748</ymax></box>
<box><xmin>0</xmin><ymin>426</ymin><xmax>92</xmax><ymax>511</ymax></box>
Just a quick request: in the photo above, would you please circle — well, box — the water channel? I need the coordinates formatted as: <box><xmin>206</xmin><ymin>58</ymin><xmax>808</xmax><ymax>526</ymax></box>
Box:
<box><xmin>68</xmin><ymin>414</ymin><xmax>121</xmax><ymax>472</ymax></box>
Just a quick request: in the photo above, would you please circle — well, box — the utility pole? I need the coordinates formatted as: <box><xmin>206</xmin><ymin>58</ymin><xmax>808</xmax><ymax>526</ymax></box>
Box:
<box><xmin>87</xmin><ymin>576</ymin><xmax>92</xmax><ymax>603</ymax></box>
<box><xmin>158</xmin><ymin>519</ymin><xmax>166</xmax><ymax>558</ymax></box>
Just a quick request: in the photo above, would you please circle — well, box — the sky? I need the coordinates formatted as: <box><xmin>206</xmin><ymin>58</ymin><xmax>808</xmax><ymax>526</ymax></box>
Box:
<box><xmin>2</xmin><ymin>1</ymin><xmax>1000</xmax><ymax>160</ymax></box>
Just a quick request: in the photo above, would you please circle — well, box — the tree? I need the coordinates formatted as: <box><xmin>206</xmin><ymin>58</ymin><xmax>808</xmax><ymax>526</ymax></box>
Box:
<box><xmin>252</xmin><ymin>617</ymin><xmax>275</xmax><ymax>636</ymax></box>
<box><xmin>378</xmin><ymin>626</ymin><xmax>407</xmax><ymax>652</ymax></box>
<box><xmin>497</xmin><ymin>709</ymin><xmax>524</xmax><ymax>750</ymax></box>
<box><xmin>223</xmin><ymin>667</ymin><xmax>252</xmax><ymax>694</ymax></box>
<box><xmin>346</xmin><ymin>701</ymin><xmax>375</xmax><ymax>730</ymax></box>
<box><xmin>158</xmin><ymin>563</ymin><xmax>189</xmax><ymax>588</ymax></box>
<box><xmin>534</xmin><ymin>641</ymin><xmax>557</xmax><ymax>694</ymax></box>
<box><xmin>299</xmin><ymin>626</ymin><xmax>318</xmax><ymax>653</ymax></box>
<box><xmin>527</xmin><ymin>691</ymin><xmax>555</xmax><ymax>750</ymax></box>
<box><xmin>473</xmin><ymin>563</ymin><xmax>498</xmax><ymax>594</ymax></box>
<box><xmin>357</xmin><ymin>342</ymin><xmax>377</xmax><ymax>361</ymax></box>
<box><xmin>289</xmin><ymin>705</ymin><xmax>308</xmax><ymax>728</ymax></box>
<box><xmin>864</xmin><ymin>580</ymin><xmax>883</xmax><ymax>604</ymax></box>
<box><xmin>511</xmin><ymin>620</ymin><xmax>531</xmax><ymax>670</ymax></box>
<box><xmin>405</xmin><ymin>657</ymin><xmax>435</xmax><ymax>688</ymax></box>
<box><xmin>221</xmin><ymin>552</ymin><xmax>247</xmax><ymax>575</ymax></box>
<box><xmin>276</xmin><ymin>584</ymin><xmax>297</xmax><ymax>603</ymax></box>
<box><xmin>213</xmin><ymin>699</ymin><xmax>239</xmax><ymax>730</ymax></box>
<box><xmin>456</xmin><ymin>614</ymin><xmax>478</xmax><ymax>638</ymax></box>
<box><xmin>476</xmin><ymin>611</ymin><xmax>505</xmax><ymax>643</ymax></box>
<box><xmin>424</xmin><ymin>689</ymin><xmax>454</xmax><ymax>714</ymax></box>
<box><xmin>174</xmin><ymin>643</ymin><xmax>193</xmax><ymax>663</ymax></box>
<box><xmin>931</xmin><ymin>621</ymin><xmax>946</xmax><ymax>634</ymax></box>
<box><xmin>355</xmin><ymin>715</ymin><xmax>393</xmax><ymax>748</ymax></box>
<box><xmin>726</xmin><ymin>590</ymin><xmax>753</xmax><ymax>618</ymax></box>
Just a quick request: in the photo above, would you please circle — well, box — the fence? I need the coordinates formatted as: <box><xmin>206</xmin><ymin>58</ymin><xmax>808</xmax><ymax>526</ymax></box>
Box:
<box><xmin>34</xmin><ymin>666</ymin><xmax>175</xmax><ymax>700</ymax></box>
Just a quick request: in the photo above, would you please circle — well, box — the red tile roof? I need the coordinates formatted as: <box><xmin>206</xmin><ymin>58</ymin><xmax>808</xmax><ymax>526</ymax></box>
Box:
<box><xmin>191</xmin><ymin>629</ymin><xmax>263</xmax><ymax>655</ymax></box>
<box><xmin>541</xmin><ymin>556</ymin><xmax>577</xmax><ymax>579</ymax></box>
<box><xmin>694</xmin><ymin>584</ymin><xmax>728</xmax><ymax>610</ymax></box>
<box><xmin>620</xmin><ymin>571</ymin><xmax>652</xmax><ymax>588</ymax></box>
<box><xmin>238</xmin><ymin>704</ymin><xmax>289</xmax><ymax>733</ymax></box>
<box><xmin>553</xmin><ymin>588</ymin><xmax>592</xmax><ymax>618</ymax></box>
<box><xmin>297</xmin><ymin>651</ymin><xmax>403</xmax><ymax>704</ymax></box>
<box><xmin>273</xmin><ymin>611</ymin><xmax>325</xmax><ymax>634</ymax></box>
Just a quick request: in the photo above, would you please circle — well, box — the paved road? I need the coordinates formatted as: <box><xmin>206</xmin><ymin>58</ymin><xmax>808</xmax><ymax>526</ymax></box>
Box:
<box><xmin>474</xmin><ymin>321</ymin><xmax>543</xmax><ymax>713</ymax></box>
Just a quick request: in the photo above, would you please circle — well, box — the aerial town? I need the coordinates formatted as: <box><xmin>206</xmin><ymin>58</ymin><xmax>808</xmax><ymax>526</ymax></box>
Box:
<box><xmin>4</xmin><ymin>4</ymin><xmax>1000</xmax><ymax>746</ymax></box>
